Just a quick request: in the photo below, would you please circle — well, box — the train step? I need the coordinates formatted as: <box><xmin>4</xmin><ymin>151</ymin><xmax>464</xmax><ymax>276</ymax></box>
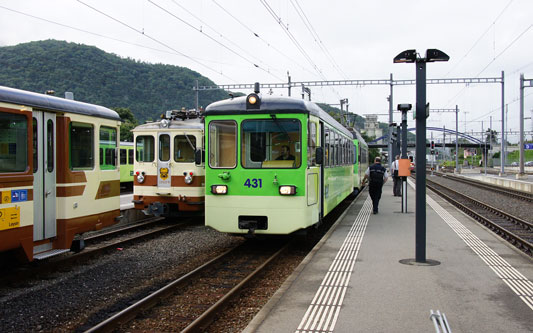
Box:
<box><xmin>33</xmin><ymin>249</ymin><xmax>70</xmax><ymax>260</ymax></box>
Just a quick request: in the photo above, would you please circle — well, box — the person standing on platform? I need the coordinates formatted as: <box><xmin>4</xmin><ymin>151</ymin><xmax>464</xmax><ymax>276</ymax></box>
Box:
<box><xmin>391</xmin><ymin>155</ymin><xmax>401</xmax><ymax>196</ymax></box>
<box><xmin>363</xmin><ymin>156</ymin><xmax>388</xmax><ymax>214</ymax></box>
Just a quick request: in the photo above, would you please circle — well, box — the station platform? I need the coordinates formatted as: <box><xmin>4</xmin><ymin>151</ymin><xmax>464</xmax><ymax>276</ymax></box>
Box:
<box><xmin>244</xmin><ymin>180</ymin><xmax>533</xmax><ymax>332</ymax></box>
<box><xmin>456</xmin><ymin>169</ymin><xmax>533</xmax><ymax>193</ymax></box>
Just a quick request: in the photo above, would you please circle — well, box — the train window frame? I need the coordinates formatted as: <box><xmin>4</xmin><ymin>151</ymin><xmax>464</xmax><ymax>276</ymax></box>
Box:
<box><xmin>307</xmin><ymin>120</ymin><xmax>317</xmax><ymax>167</ymax></box>
<box><xmin>99</xmin><ymin>126</ymin><xmax>117</xmax><ymax>170</ymax></box>
<box><xmin>136</xmin><ymin>135</ymin><xmax>155</xmax><ymax>163</ymax></box>
<box><xmin>120</xmin><ymin>148</ymin><xmax>127</xmax><ymax>165</ymax></box>
<box><xmin>159</xmin><ymin>134</ymin><xmax>171</xmax><ymax>162</ymax></box>
<box><xmin>128</xmin><ymin>148</ymin><xmax>134</xmax><ymax>165</ymax></box>
<box><xmin>70</xmin><ymin>121</ymin><xmax>94</xmax><ymax>170</ymax></box>
<box><xmin>174</xmin><ymin>135</ymin><xmax>196</xmax><ymax>163</ymax></box>
<box><xmin>240</xmin><ymin>118</ymin><xmax>302</xmax><ymax>169</ymax></box>
<box><xmin>0</xmin><ymin>113</ymin><xmax>28</xmax><ymax>173</ymax></box>
<box><xmin>324</xmin><ymin>126</ymin><xmax>330</xmax><ymax>168</ymax></box>
<box><xmin>33</xmin><ymin>117</ymin><xmax>38</xmax><ymax>173</ymax></box>
<box><xmin>208</xmin><ymin>120</ymin><xmax>237</xmax><ymax>169</ymax></box>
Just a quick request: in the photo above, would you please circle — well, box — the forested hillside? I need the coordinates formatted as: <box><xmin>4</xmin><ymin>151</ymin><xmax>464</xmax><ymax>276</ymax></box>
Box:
<box><xmin>0</xmin><ymin>40</ymin><xmax>228</xmax><ymax>121</ymax></box>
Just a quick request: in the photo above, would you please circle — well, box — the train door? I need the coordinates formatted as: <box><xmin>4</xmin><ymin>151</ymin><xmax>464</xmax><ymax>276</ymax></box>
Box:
<box><xmin>157</xmin><ymin>133</ymin><xmax>171</xmax><ymax>189</ymax></box>
<box><xmin>319</xmin><ymin>121</ymin><xmax>325</xmax><ymax>220</ymax></box>
<box><xmin>32</xmin><ymin>111</ymin><xmax>56</xmax><ymax>241</ymax></box>
<box><xmin>307</xmin><ymin>118</ymin><xmax>321</xmax><ymax>224</ymax></box>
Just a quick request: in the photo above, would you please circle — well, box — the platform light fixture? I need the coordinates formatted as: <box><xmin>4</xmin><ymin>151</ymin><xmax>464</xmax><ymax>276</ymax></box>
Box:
<box><xmin>394</xmin><ymin>48</ymin><xmax>449</xmax><ymax>264</ymax></box>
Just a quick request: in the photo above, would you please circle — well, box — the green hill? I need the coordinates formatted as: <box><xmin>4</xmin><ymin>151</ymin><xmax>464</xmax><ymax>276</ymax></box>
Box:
<box><xmin>0</xmin><ymin>40</ymin><xmax>229</xmax><ymax>121</ymax></box>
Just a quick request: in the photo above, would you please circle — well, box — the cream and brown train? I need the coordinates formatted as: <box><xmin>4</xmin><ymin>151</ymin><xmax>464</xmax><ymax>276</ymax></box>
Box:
<box><xmin>132</xmin><ymin>109</ymin><xmax>204</xmax><ymax>217</ymax></box>
<box><xmin>0</xmin><ymin>86</ymin><xmax>122</xmax><ymax>261</ymax></box>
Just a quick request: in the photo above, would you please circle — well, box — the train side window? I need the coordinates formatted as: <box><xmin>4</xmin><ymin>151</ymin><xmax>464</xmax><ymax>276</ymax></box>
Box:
<box><xmin>136</xmin><ymin>136</ymin><xmax>154</xmax><ymax>162</ymax></box>
<box><xmin>0</xmin><ymin>113</ymin><xmax>28</xmax><ymax>173</ymax></box>
<box><xmin>33</xmin><ymin>117</ymin><xmax>38</xmax><ymax>173</ymax></box>
<box><xmin>99</xmin><ymin>126</ymin><xmax>117</xmax><ymax>169</ymax></box>
<box><xmin>324</xmin><ymin>127</ymin><xmax>330</xmax><ymax>167</ymax></box>
<box><xmin>99</xmin><ymin>148</ymin><xmax>104</xmax><ymax>165</ymax></box>
<box><xmin>47</xmin><ymin>119</ymin><xmax>54</xmax><ymax>172</ymax></box>
<box><xmin>174</xmin><ymin>135</ymin><xmax>196</xmax><ymax>163</ymax></box>
<box><xmin>120</xmin><ymin>149</ymin><xmax>127</xmax><ymax>165</ymax></box>
<box><xmin>128</xmin><ymin>149</ymin><xmax>133</xmax><ymax>165</ymax></box>
<box><xmin>70</xmin><ymin>122</ymin><xmax>94</xmax><ymax>170</ymax></box>
<box><xmin>308</xmin><ymin>121</ymin><xmax>316</xmax><ymax>167</ymax></box>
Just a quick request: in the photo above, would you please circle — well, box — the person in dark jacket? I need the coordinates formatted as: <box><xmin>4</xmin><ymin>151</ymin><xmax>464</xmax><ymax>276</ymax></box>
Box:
<box><xmin>363</xmin><ymin>157</ymin><xmax>389</xmax><ymax>214</ymax></box>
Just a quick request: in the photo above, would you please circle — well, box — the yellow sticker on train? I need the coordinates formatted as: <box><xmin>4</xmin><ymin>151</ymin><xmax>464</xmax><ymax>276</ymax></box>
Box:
<box><xmin>1</xmin><ymin>190</ymin><xmax>11</xmax><ymax>204</ymax></box>
<box><xmin>0</xmin><ymin>206</ymin><xmax>20</xmax><ymax>230</ymax></box>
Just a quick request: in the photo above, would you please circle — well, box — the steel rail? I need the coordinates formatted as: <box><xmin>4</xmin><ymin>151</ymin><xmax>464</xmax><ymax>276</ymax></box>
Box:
<box><xmin>83</xmin><ymin>246</ymin><xmax>238</xmax><ymax>333</ymax></box>
<box><xmin>84</xmin><ymin>242</ymin><xmax>289</xmax><ymax>333</ymax></box>
<box><xmin>181</xmin><ymin>243</ymin><xmax>289</xmax><ymax>332</ymax></box>
<box><xmin>0</xmin><ymin>217</ymin><xmax>190</xmax><ymax>286</ymax></box>
<box><xmin>436</xmin><ymin>172</ymin><xmax>533</xmax><ymax>203</ymax></box>
<box><xmin>426</xmin><ymin>179</ymin><xmax>533</xmax><ymax>256</ymax></box>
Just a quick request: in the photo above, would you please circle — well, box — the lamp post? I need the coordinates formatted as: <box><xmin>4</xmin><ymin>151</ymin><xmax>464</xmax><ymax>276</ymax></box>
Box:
<box><xmin>394</xmin><ymin>49</ymin><xmax>449</xmax><ymax>263</ymax></box>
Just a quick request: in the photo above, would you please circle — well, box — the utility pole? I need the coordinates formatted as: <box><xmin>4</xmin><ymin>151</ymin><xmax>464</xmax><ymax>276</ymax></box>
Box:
<box><xmin>518</xmin><ymin>74</ymin><xmax>533</xmax><ymax>179</ymax></box>
<box><xmin>388</xmin><ymin>73</ymin><xmax>394</xmax><ymax>170</ymax></box>
<box><xmin>195</xmin><ymin>79</ymin><xmax>199</xmax><ymax>111</ymax></box>
<box><xmin>287</xmin><ymin>71</ymin><xmax>291</xmax><ymax>97</ymax></box>
<box><xmin>500</xmin><ymin>71</ymin><xmax>505</xmax><ymax>176</ymax></box>
<box><xmin>456</xmin><ymin>105</ymin><xmax>459</xmax><ymax>173</ymax></box>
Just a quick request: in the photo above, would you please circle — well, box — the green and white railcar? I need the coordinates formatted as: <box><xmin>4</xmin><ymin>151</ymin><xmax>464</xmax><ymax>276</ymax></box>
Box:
<box><xmin>204</xmin><ymin>87</ymin><xmax>361</xmax><ymax>235</ymax></box>
<box><xmin>352</xmin><ymin>131</ymin><xmax>369</xmax><ymax>193</ymax></box>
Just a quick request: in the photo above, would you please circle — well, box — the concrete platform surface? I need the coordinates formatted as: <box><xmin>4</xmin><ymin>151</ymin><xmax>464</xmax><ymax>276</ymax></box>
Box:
<box><xmin>244</xmin><ymin>180</ymin><xmax>533</xmax><ymax>333</ymax></box>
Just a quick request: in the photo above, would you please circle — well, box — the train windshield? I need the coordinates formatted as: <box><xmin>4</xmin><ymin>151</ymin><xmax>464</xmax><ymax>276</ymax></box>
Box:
<box><xmin>241</xmin><ymin>119</ymin><xmax>301</xmax><ymax>169</ymax></box>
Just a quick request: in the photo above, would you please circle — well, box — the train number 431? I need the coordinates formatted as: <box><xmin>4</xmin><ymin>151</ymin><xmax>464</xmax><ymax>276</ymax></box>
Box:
<box><xmin>244</xmin><ymin>178</ymin><xmax>262</xmax><ymax>188</ymax></box>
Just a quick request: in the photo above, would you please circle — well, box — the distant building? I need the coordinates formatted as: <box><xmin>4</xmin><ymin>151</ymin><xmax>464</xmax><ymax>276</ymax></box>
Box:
<box><xmin>363</xmin><ymin>114</ymin><xmax>383</xmax><ymax>141</ymax></box>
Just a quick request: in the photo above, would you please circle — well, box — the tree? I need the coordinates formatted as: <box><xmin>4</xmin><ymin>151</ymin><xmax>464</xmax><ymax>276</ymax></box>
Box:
<box><xmin>114</xmin><ymin>107</ymin><xmax>138</xmax><ymax>142</ymax></box>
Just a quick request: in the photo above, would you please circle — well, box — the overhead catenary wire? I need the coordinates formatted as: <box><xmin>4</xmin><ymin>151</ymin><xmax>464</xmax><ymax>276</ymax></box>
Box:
<box><xmin>169</xmin><ymin>0</ymin><xmax>283</xmax><ymax>78</ymax></box>
<box><xmin>259</xmin><ymin>0</ymin><xmax>327</xmax><ymax>81</ymax></box>
<box><xmin>76</xmin><ymin>0</ymin><xmax>235</xmax><ymax>81</ymax></box>
<box><xmin>0</xmin><ymin>4</ymin><xmax>235</xmax><ymax>68</ymax></box>
<box><xmin>289</xmin><ymin>0</ymin><xmax>347</xmax><ymax>80</ymax></box>
<box><xmin>147</xmin><ymin>0</ymin><xmax>284</xmax><ymax>82</ymax></box>
<box><xmin>444</xmin><ymin>0</ymin><xmax>515</xmax><ymax>78</ymax></box>
<box><xmin>210</xmin><ymin>0</ymin><xmax>317</xmax><ymax>78</ymax></box>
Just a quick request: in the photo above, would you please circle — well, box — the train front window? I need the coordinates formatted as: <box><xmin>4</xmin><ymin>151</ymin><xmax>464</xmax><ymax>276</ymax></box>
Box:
<box><xmin>136</xmin><ymin>136</ymin><xmax>154</xmax><ymax>162</ymax></box>
<box><xmin>241</xmin><ymin>119</ymin><xmax>301</xmax><ymax>169</ymax></box>
<box><xmin>209</xmin><ymin>121</ymin><xmax>236</xmax><ymax>168</ymax></box>
<box><xmin>174</xmin><ymin>135</ymin><xmax>196</xmax><ymax>163</ymax></box>
<box><xmin>0</xmin><ymin>113</ymin><xmax>27</xmax><ymax>173</ymax></box>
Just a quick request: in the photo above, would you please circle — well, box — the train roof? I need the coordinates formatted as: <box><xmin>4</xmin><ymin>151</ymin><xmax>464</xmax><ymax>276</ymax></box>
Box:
<box><xmin>205</xmin><ymin>95</ymin><xmax>353</xmax><ymax>138</ymax></box>
<box><xmin>0</xmin><ymin>85</ymin><xmax>121</xmax><ymax>121</ymax></box>
<box><xmin>132</xmin><ymin>117</ymin><xmax>203</xmax><ymax>132</ymax></box>
<box><xmin>352</xmin><ymin>130</ymin><xmax>368</xmax><ymax>147</ymax></box>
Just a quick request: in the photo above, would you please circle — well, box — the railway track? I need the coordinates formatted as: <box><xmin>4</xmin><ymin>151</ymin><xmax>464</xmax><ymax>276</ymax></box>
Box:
<box><xmin>84</xmin><ymin>239</ymin><xmax>291</xmax><ymax>332</ymax></box>
<box><xmin>434</xmin><ymin>172</ymin><xmax>533</xmax><ymax>203</ymax></box>
<box><xmin>0</xmin><ymin>216</ymin><xmax>197</xmax><ymax>286</ymax></box>
<box><xmin>425</xmin><ymin>177</ymin><xmax>533</xmax><ymax>257</ymax></box>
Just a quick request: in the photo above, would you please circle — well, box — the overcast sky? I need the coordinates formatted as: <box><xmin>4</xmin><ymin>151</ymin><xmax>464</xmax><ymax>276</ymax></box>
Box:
<box><xmin>1</xmin><ymin>0</ymin><xmax>532</xmax><ymax>143</ymax></box>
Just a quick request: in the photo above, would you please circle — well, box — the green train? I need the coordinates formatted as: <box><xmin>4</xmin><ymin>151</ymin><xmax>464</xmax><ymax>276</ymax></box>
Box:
<box><xmin>119</xmin><ymin>142</ymin><xmax>134</xmax><ymax>190</ymax></box>
<box><xmin>98</xmin><ymin>136</ymin><xmax>134</xmax><ymax>190</ymax></box>
<box><xmin>202</xmin><ymin>84</ymin><xmax>368</xmax><ymax>235</ymax></box>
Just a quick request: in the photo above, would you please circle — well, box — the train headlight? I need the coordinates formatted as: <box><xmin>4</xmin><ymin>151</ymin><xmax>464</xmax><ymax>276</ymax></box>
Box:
<box><xmin>136</xmin><ymin>171</ymin><xmax>145</xmax><ymax>184</ymax></box>
<box><xmin>279</xmin><ymin>185</ymin><xmax>296</xmax><ymax>195</ymax></box>
<box><xmin>211</xmin><ymin>185</ymin><xmax>228</xmax><ymax>195</ymax></box>
<box><xmin>184</xmin><ymin>171</ymin><xmax>194</xmax><ymax>184</ymax></box>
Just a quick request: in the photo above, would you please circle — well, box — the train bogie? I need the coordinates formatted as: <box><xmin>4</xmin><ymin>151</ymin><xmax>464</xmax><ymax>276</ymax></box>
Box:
<box><xmin>0</xmin><ymin>86</ymin><xmax>122</xmax><ymax>261</ymax></box>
